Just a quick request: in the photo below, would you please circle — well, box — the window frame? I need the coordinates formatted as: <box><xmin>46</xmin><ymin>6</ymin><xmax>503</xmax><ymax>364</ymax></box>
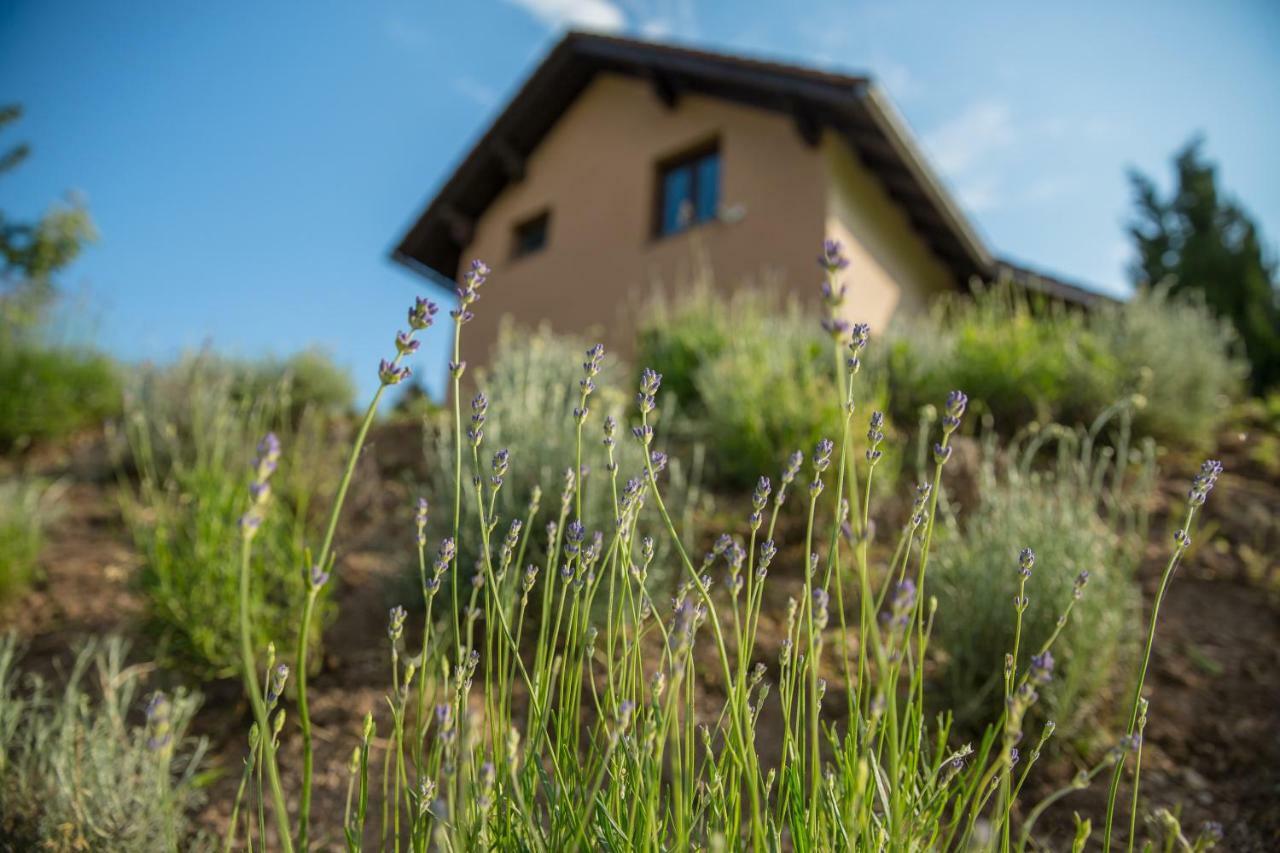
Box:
<box><xmin>652</xmin><ymin>139</ymin><xmax>721</xmax><ymax>239</ymax></box>
<box><xmin>510</xmin><ymin>209</ymin><xmax>551</xmax><ymax>260</ymax></box>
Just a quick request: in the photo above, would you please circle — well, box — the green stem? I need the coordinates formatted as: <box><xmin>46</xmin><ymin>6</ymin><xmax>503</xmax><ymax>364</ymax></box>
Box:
<box><xmin>238</xmin><ymin>535</ymin><xmax>295</xmax><ymax>853</ymax></box>
<box><xmin>297</xmin><ymin>374</ymin><xmax>391</xmax><ymax>849</ymax></box>
<box><xmin>1103</xmin><ymin>506</ymin><xmax>1194</xmax><ymax>847</ymax></box>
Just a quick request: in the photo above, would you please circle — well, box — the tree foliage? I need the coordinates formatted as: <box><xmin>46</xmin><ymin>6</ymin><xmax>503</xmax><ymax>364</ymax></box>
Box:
<box><xmin>1128</xmin><ymin>138</ymin><xmax>1280</xmax><ymax>392</ymax></box>
<box><xmin>0</xmin><ymin>104</ymin><xmax>97</xmax><ymax>331</ymax></box>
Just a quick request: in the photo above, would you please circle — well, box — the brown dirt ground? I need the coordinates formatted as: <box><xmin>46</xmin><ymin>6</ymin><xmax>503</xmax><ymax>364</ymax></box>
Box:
<box><xmin>3</xmin><ymin>423</ymin><xmax>1277</xmax><ymax>850</ymax></box>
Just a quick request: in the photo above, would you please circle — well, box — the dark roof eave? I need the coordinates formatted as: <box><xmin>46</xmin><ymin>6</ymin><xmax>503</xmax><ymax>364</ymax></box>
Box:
<box><xmin>994</xmin><ymin>258</ymin><xmax>1117</xmax><ymax>308</ymax></box>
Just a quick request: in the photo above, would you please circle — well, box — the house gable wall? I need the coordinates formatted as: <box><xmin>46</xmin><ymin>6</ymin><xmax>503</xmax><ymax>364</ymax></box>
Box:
<box><xmin>460</xmin><ymin>72</ymin><xmax>828</xmax><ymax>363</ymax></box>
<box><xmin>822</xmin><ymin>134</ymin><xmax>957</xmax><ymax>333</ymax></box>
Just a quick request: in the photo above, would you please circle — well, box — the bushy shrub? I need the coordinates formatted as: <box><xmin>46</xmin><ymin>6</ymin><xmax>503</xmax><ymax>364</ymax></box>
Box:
<box><xmin>693</xmin><ymin>309</ymin><xmax>841</xmax><ymax>487</ymax></box>
<box><xmin>0</xmin><ymin>477</ymin><xmax>61</xmax><ymax>602</ymax></box>
<box><xmin>883</xmin><ymin>286</ymin><xmax>1119</xmax><ymax>429</ymax></box>
<box><xmin>882</xmin><ymin>283</ymin><xmax>1245</xmax><ymax>449</ymax></box>
<box><xmin>0</xmin><ymin>335</ymin><xmax>122</xmax><ymax>449</ymax></box>
<box><xmin>0</xmin><ymin>635</ymin><xmax>207</xmax><ymax>850</ymax></box>
<box><xmin>422</xmin><ymin>319</ymin><xmax>708</xmax><ymax>583</ymax></box>
<box><xmin>233</xmin><ymin>348</ymin><xmax>356</xmax><ymax>421</ymax></box>
<box><xmin>638</xmin><ymin>287</ymin><xmax>895</xmax><ymax>489</ymax></box>
<box><xmin>1090</xmin><ymin>286</ymin><xmax>1246</xmax><ymax>448</ymax></box>
<box><xmin>120</xmin><ymin>355</ymin><xmax>340</xmax><ymax>678</ymax></box>
<box><xmin>634</xmin><ymin>284</ymin><xmax>739</xmax><ymax>406</ymax></box>
<box><xmin>931</xmin><ymin>404</ymin><xmax>1155</xmax><ymax>738</ymax></box>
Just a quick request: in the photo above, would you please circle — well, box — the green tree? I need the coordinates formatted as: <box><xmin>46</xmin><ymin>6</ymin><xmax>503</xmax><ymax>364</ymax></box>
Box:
<box><xmin>0</xmin><ymin>104</ymin><xmax>97</xmax><ymax>332</ymax></box>
<box><xmin>1128</xmin><ymin>138</ymin><xmax>1280</xmax><ymax>392</ymax></box>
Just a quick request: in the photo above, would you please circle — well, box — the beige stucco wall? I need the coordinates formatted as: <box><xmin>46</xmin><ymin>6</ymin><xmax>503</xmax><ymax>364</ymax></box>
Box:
<box><xmin>459</xmin><ymin>73</ymin><xmax>828</xmax><ymax>366</ymax></box>
<box><xmin>456</xmin><ymin>72</ymin><xmax>957</xmax><ymax>368</ymax></box>
<box><xmin>822</xmin><ymin>135</ymin><xmax>957</xmax><ymax>334</ymax></box>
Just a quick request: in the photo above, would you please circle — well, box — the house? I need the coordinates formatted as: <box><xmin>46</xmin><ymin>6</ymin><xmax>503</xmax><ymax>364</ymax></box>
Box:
<box><xmin>392</xmin><ymin>32</ymin><xmax>1102</xmax><ymax>366</ymax></box>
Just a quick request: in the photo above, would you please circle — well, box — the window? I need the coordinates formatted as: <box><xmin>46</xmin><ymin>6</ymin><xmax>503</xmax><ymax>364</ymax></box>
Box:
<box><xmin>655</xmin><ymin>143</ymin><xmax>720</xmax><ymax>237</ymax></box>
<box><xmin>511</xmin><ymin>210</ymin><xmax>550</xmax><ymax>259</ymax></box>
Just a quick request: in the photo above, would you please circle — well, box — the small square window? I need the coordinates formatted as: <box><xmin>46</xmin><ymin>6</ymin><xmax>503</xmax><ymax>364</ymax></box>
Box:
<box><xmin>655</xmin><ymin>143</ymin><xmax>720</xmax><ymax>237</ymax></box>
<box><xmin>512</xmin><ymin>211</ymin><xmax>550</xmax><ymax>259</ymax></box>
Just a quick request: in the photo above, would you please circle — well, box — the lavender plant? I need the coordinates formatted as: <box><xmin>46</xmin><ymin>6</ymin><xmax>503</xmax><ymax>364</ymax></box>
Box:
<box><xmin>420</xmin><ymin>319</ymin><xmax>707</xmax><ymax>591</ymax></box>
<box><xmin>931</xmin><ymin>404</ymin><xmax>1156</xmax><ymax>738</ymax></box>
<box><xmin>0</xmin><ymin>635</ymin><xmax>207</xmax><ymax>850</ymax></box>
<box><xmin>120</xmin><ymin>355</ymin><xmax>340</xmax><ymax>678</ymax></box>
<box><xmin>226</xmin><ymin>242</ymin><xmax>1221</xmax><ymax>851</ymax></box>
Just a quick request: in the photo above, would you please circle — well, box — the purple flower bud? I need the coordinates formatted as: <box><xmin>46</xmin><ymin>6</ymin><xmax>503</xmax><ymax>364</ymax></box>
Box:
<box><xmin>1188</xmin><ymin>459</ymin><xmax>1223</xmax><ymax>507</ymax></box>
<box><xmin>819</xmin><ymin>239</ymin><xmax>850</xmax><ymax>272</ymax></box>
<box><xmin>1030</xmin><ymin>650</ymin><xmax>1055</xmax><ymax>684</ymax></box>
<box><xmin>933</xmin><ymin>442</ymin><xmax>952</xmax><ymax>465</ymax></box>
<box><xmin>379</xmin><ymin>358</ymin><xmax>411</xmax><ymax>386</ymax></box>
<box><xmin>267</xmin><ymin>663</ymin><xmax>290</xmax><ymax>705</ymax></box>
<box><xmin>491</xmin><ymin>448</ymin><xmax>510</xmax><ymax>487</ymax></box>
<box><xmin>395</xmin><ymin>330</ymin><xmax>421</xmax><ymax>355</ymax></box>
<box><xmin>819</xmin><ymin>280</ymin><xmax>846</xmax><ymax>308</ymax></box>
<box><xmin>1018</xmin><ymin>548</ymin><xmax>1035</xmax><ymax>578</ymax></box>
<box><xmin>258</xmin><ymin>432</ymin><xmax>281</xmax><ymax>462</ymax></box>
<box><xmin>813</xmin><ymin>588</ymin><xmax>830</xmax><ymax>630</ymax></box>
<box><xmin>310</xmin><ymin>563</ymin><xmax>330</xmax><ymax>588</ymax></box>
<box><xmin>408</xmin><ymin>296</ymin><xmax>439</xmax><ymax>330</ymax></box>
<box><xmin>388</xmin><ymin>605</ymin><xmax>407</xmax><ymax>642</ymax></box>
<box><xmin>813</xmin><ymin>438</ymin><xmax>834</xmax><ymax>472</ymax></box>
<box><xmin>942</xmin><ymin>390</ymin><xmax>968</xmax><ymax>434</ymax></box>
<box><xmin>145</xmin><ymin>692</ymin><xmax>173</xmax><ymax>750</ymax></box>
<box><xmin>781</xmin><ymin>451</ymin><xmax>804</xmax><ymax>486</ymax></box>
<box><xmin>849</xmin><ymin>322</ymin><xmax>871</xmax><ymax>352</ymax></box>
<box><xmin>583</xmin><ymin>344</ymin><xmax>605</xmax><ymax>379</ymax></box>
<box><xmin>821</xmin><ymin>317</ymin><xmax>850</xmax><ymax>340</ymax></box>
<box><xmin>640</xmin><ymin>367</ymin><xmax>662</xmax><ymax>396</ymax></box>
<box><xmin>1072</xmin><ymin>570</ymin><xmax>1090</xmax><ymax>600</ymax></box>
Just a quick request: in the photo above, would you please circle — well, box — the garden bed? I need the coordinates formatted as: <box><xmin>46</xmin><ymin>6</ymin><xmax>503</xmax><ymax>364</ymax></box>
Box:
<box><xmin>4</xmin><ymin>421</ymin><xmax>1277</xmax><ymax>849</ymax></box>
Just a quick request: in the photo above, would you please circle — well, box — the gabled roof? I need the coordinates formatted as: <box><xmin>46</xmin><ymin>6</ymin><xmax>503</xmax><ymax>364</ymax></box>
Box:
<box><xmin>392</xmin><ymin>31</ymin><xmax>1105</xmax><ymax>306</ymax></box>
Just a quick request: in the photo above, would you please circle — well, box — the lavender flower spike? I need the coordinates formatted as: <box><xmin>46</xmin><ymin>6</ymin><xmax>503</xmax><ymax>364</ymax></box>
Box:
<box><xmin>942</xmin><ymin>390</ymin><xmax>968</xmax><ymax>435</ymax></box>
<box><xmin>1188</xmin><ymin>459</ymin><xmax>1223</xmax><ymax>507</ymax></box>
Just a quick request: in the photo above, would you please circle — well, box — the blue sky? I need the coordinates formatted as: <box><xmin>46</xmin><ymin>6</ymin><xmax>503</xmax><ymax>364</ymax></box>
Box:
<box><xmin>3</xmin><ymin>1</ymin><xmax>1277</xmax><ymax>401</ymax></box>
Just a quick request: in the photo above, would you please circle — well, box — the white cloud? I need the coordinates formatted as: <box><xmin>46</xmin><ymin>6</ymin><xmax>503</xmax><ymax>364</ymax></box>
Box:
<box><xmin>870</xmin><ymin>55</ymin><xmax>922</xmax><ymax>101</ymax></box>
<box><xmin>923</xmin><ymin>99</ymin><xmax>1016</xmax><ymax>176</ymax></box>
<box><xmin>1022</xmin><ymin>175</ymin><xmax>1073</xmax><ymax>205</ymax></box>
<box><xmin>625</xmin><ymin>0</ymin><xmax>698</xmax><ymax>39</ymax></box>
<box><xmin>920</xmin><ymin>100</ymin><xmax>1018</xmax><ymax>214</ymax></box>
<box><xmin>954</xmin><ymin>177</ymin><xmax>1000</xmax><ymax>214</ymax></box>
<box><xmin>502</xmin><ymin>0</ymin><xmax>627</xmax><ymax>31</ymax></box>
<box><xmin>384</xmin><ymin>16</ymin><xmax>432</xmax><ymax>49</ymax></box>
<box><xmin>451</xmin><ymin>76</ymin><xmax>500</xmax><ymax>109</ymax></box>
